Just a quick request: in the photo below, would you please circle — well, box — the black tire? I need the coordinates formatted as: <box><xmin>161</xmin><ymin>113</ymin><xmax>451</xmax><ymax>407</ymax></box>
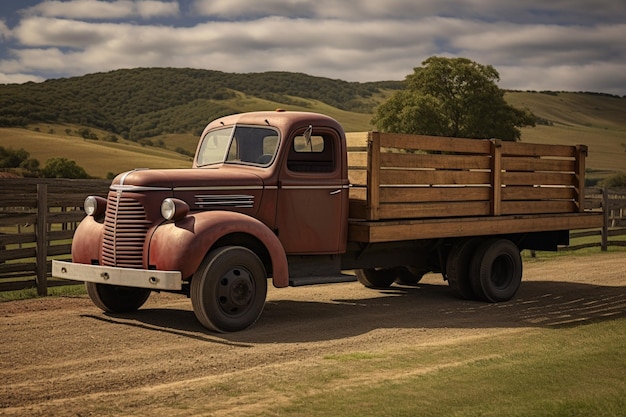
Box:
<box><xmin>446</xmin><ymin>238</ymin><xmax>483</xmax><ymax>300</ymax></box>
<box><xmin>469</xmin><ymin>239</ymin><xmax>522</xmax><ymax>303</ymax></box>
<box><xmin>191</xmin><ymin>246</ymin><xmax>267</xmax><ymax>333</ymax></box>
<box><xmin>85</xmin><ymin>282</ymin><xmax>151</xmax><ymax>313</ymax></box>
<box><xmin>355</xmin><ymin>268</ymin><xmax>397</xmax><ymax>288</ymax></box>
<box><xmin>395</xmin><ymin>266</ymin><xmax>427</xmax><ymax>286</ymax></box>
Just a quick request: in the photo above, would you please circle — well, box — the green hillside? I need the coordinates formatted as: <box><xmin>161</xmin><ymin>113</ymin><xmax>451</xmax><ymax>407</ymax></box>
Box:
<box><xmin>0</xmin><ymin>68</ymin><xmax>624</xmax><ymax>180</ymax></box>
<box><xmin>506</xmin><ymin>91</ymin><xmax>626</xmax><ymax>176</ymax></box>
<box><xmin>0</xmin><ymin>68</ymin><xmax>399</xmax><ymax>140</ymax></box>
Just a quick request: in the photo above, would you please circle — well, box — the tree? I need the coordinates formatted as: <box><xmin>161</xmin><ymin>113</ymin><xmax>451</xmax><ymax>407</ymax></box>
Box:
<box><xmin>372</xmin><ymin>57</ymin><xmax>535</xmax><ymax>141</ymax></box>
<box><xmin>42</xmin><ymin>157</ymin><xmax>90</xmax><ymax>179</ymax></box>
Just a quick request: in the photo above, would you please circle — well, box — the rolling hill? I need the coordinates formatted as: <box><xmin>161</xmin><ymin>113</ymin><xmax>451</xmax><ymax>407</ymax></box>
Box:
<box><xmin>0</xmin><ymin>68</ymin><xmax>624</xmax><ymax>180</ymax></box>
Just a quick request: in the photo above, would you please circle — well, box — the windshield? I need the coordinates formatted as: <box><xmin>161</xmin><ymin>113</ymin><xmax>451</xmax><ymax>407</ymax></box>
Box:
<box><xmin>196</xmin><ymin>125</ymin><xmax>280</xmax><ymax>167</ymax></box>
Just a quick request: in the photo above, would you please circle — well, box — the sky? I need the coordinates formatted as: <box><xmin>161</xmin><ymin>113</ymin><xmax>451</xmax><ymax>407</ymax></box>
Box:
<box><xmin>0</xmin><ymin>0</ymin><xmax>625</xmax><ymax>95</ymax></box>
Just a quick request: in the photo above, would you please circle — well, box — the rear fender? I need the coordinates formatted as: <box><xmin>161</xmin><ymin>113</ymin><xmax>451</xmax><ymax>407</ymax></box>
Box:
<box><xmin>148</xmin><ymin>211</ymin><xmax>289</xmax><ymax>288</ymax></box>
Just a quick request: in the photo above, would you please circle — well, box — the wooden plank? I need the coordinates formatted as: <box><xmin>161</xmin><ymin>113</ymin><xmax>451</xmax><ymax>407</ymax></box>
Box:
<box><xmin>501</xmin><ymin>200</ymin><xmax>578</xmax><ymax>215</ymax></box>
<box><xmin>502</xmin><ymin>186</ymin><xmax>576</xmax><ymax>201</ymax></box>
<box><xmin>0</xmin><ymin>246</ymin><xmax>36</xmax><ymax>262</ymax></box>
<box><xmin>346</xmin><ymin>132</ymin><xmax>369</xmax><ymax>151</ymax></box>
<box><xmin>348</xmin><ymin>212</ymin><xmax>604</xmax><ymax>243</ymax></box>
<box><xmin>502</xmin><ymin>157</ymin><xmax>575</xmax><ymax>172</ymax></box>
<box><xmin>0</xmin><ymin>196</ymin><xmax>38</xmax><ymax>208</ymax></box>
<box><xmin>0</xmin><ymin>232</ymin><xmax>36</xmax><ymax>245</ymax></box>
<box><xmin>379</xmin><ymin>132</ymin><xmax>492</xmax><ymax>154</ymax></box>
<box><xmin>380</xmin><ymin>186</ymin><xmax>491</xmax><ymax>203</ymax></box>
<box><xmin>380</xmin><ymin>153</ymin><xmax>491</xmax><ymax>170</ymax></box>
<box><xmin>48</xmin><ymin>229</ymin><xmax>76</xmax><ymax>241</ymax></box>
<box><xmin>378</xmin><ymin>201</ymin><xmax>490</xmax><ymax>219</ymax></box>
<box><xmin>36</xmin><ymin>183</ymin><xmax>48</xmax><ymax>296</ymax></box>
<box><xmin>48</xmin><ymin>244</ymin><xmax>72</xmax><ymax>257</ymax></box>
<box><xmin>348</xmin><ymin>170</ymin><xmax>367</xmax><ymax>186</ymax></box>
<box><xmin>367</xmin><ymin>132</ymin><xmax>381</xmax><ymax>220</ymax></box>
<box><xmin>575</xmin><ymin>145</ymin><xmax>587</xmax><ymax>212</ymax></box>
<box><xmin>349</xmin><ymin>187</ymin><xmax>366</xmax><ymax>201</ymax></box>
<box><xmin>0</xmin><ymin>262</ymin><xmax>36</xmax><ymax>275</ymax></box>
<box><xmin>501</xmin><ymin>141</ymin><xmax>576</xmax><ymax>158</ymax></box>
<box><xmin>48</xmin><ymin>211</ymin><xmax>85</xmax><ymax>223</ymax></box>
<box><xmin>347</xmin><ymin>151</ymin><xmax>368</xmax><ymax>168</ymax></box>
<box><xmin>380</xmin><ymin>169</ymin><xmax>492</xmax><ymax>186</ymax></box>
<box><xmin>502</xmin><ymin>172</ymin><xmax>577</xmax><ymax>186</ymax></box>
<box><xmin>0</xmin><ymin>213</ymin><xmax>38</xmax><ymax>227</ymax></box>
<box><xmin>491</xmin><ymin>139</ymin><xmax>502</xmax><ymax>215</ymax></box>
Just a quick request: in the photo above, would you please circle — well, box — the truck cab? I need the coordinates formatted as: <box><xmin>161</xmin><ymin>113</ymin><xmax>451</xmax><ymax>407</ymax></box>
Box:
<box><xmin>193</xmin><ymin>111</ymin><xmax>350</xmax><ymax>254</ymax></box>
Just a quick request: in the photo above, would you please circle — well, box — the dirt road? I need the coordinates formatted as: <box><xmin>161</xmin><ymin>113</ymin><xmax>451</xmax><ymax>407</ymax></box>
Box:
<box><xmin>1</xmin><ymin>253</ymin><xmax>625</xmax><ymax>416</ymax></box>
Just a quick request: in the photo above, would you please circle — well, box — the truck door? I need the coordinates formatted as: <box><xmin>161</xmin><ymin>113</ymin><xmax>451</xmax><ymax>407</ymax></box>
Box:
<box><xmin>276</xmin><ymin>127</ymin><xmax>348</xmax><ymax>254</ymax></box>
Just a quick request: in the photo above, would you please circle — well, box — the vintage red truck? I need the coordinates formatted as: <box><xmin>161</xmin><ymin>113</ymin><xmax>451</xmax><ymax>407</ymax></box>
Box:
<box><xmin>52</xmin><ymin>110</ymin><xmax>603</xmax><ymax>332</ymax></box>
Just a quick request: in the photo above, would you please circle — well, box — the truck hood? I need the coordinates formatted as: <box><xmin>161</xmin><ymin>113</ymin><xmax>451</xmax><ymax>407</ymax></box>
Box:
<box><xmin>111</xmin><ymin>167</ymin><xmax>265</xmax><ymax>214</ymax></box>
<box><xmin>112</xmin><ymin>167</ymin><xmax>263</xmax><ymax>190</ymax></box>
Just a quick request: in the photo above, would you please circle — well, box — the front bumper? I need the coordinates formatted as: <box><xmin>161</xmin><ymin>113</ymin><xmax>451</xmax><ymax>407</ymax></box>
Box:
<box><xmin>52</xmin><ymin>260</ymin><xmax>183</xmax><ymax>291</ymax></box>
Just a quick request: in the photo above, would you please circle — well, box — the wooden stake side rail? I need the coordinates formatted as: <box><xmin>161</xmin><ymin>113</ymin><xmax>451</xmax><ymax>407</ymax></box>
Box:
<box><xmin>348</xmin><ymin>212</ymin><xmax>604</xmax><ymax>243</ymax></box>
<box><xmin>348</xmin><ymin>131</ymin><xmax>588</xmax><ymax>222</ymax></box>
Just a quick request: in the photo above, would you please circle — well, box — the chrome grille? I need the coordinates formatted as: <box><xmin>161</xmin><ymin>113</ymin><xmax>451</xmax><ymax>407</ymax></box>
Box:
<box><xmin>102</xmin><ymin>191</ymin><xmax>150</xmax><ymax>268</ymax></box>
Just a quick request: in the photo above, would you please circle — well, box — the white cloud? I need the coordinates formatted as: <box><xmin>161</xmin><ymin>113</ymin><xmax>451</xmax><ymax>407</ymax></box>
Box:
<box><xmin>0</xmin><ymin>0</ymin><xmax>624</xmax><ymax>94</ymax></box>
<box><xmin>191</xmin><ymin>0</ymin><xmax>625</xmax><ymax>24</ymax></box>
<box><xmin>0</xmin><ymin>20</ymin><xmax>10</xmax><ymax>39</ymax></box>
<box><xmin>23</xmin><ymin>0</ymin><xmax>179</xmax><ymax>20</ymax></box>
<box><xmin>0</xmin><ymin>72</ymin><xmax>45</xmax><ymax>84</ymax></box>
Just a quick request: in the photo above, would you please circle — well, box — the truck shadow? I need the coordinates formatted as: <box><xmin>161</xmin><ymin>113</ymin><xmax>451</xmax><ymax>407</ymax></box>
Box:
<box><xmin>99</xmin><ymin>280</ymin><xmax>626</xmax><ymax>344</ymax></box>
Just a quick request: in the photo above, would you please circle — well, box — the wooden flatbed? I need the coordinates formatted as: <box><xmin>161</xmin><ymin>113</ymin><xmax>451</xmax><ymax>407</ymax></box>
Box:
<box><xmin>346</xmin><ymin>131</ymin><xmax>602</xmax><ymax>243</ymax></box>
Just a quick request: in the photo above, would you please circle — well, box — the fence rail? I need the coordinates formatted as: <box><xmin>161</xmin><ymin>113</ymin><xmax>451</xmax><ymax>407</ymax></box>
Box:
<box><xmin>563</xmin><ymin>186</ymin><xmax>626</xmax><ymax>251</ymax></box>
<box><xmin>0</xmin><ymin>178</ymin><xmax>110</xmax><ymax>294</ymax></box>
<box><xmin>0</xmin><ymin>178</ymin><xmax>625</xmax><ymax>294</ymax></box>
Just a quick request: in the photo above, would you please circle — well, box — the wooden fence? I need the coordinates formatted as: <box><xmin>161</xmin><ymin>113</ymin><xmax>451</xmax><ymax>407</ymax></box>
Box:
<box><xmin>0</xmin><ymin>178</ymin><xmax>110</xmax><ymax>294</ymax></box>
<box><xmin>564</xmin><ymin>187</ymin><xmax>626</xmax><ymax>251</ymax></box>
<box><xmin>0</xmin><ymin>178</ymin><xmax>624</xmax><ymax>294</ymax></box>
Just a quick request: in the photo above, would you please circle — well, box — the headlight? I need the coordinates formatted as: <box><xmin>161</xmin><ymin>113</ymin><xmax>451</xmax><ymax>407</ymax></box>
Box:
<box><xmin>84</xmin><ymin>196</ymin><xmax>107</xmax><ymax>217</ymax></box>
<box><xmin>161</xmin><ymin>198</ymin><xmax>189</xmax><ymax>221</ymax></box>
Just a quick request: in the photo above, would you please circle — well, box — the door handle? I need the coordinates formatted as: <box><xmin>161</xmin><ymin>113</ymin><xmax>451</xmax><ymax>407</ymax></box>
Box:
<box><xmin>329</xmin><ymin>189</ymin><xmax>342</xmax><ymax>195</ymax></box>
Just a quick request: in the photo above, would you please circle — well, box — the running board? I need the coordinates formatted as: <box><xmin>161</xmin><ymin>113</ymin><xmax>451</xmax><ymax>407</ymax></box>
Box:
<box><xmin>289</xmin><ymin>274</ymin><xmax>357</xmax><ymax>287</ymax></box>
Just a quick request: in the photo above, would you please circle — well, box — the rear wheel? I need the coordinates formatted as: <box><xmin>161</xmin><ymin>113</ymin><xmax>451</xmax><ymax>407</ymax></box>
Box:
<box><xmin>469</xmin><ymin>239</ymin><xmax>522</xmax><ymax>302</ymax></box>
<box><xmin>191</xmin><ymin>246</ymin><xmax>267</xmax><ymax>333</ymax></box>
<box><xmin>445</xmin><ymin>238</ymin><xmax>483</xmax><ymax>300</ymax></box>
<box><xmin>86</xmin><ymin>282</ymin><xmax>151</xmax><ymax>313</ymax></box>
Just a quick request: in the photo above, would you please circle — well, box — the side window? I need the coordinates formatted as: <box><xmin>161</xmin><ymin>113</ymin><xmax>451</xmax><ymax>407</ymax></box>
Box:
<box><xmin>287</xmin><ymin>132</ymin><xmax>336</xmax><ymax>173</ymax></box>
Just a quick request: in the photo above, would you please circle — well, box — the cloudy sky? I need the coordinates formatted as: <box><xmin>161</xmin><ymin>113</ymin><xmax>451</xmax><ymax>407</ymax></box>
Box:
<box><xmin>0</xmin><ymin>0</ymin><xmax>625</xmax><ymax>95</ymax></box>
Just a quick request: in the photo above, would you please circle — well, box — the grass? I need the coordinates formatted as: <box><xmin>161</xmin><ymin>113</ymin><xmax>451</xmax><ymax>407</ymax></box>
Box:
<box><xmin>0</xmin><ymin>284</ymin><xmax>86</xmax><ymax>302</ymax></box>
<box><xmin>251</xmin><ymin>319</ymin><xmax>626</xmax><ymax>417</ymax></box>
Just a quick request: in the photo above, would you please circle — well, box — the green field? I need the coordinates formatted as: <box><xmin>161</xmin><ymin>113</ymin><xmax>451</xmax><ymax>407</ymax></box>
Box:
<box><xmin>0</xmin><ymin>91</ymin><xmax>624</xmax><ymax>179</ymax></box>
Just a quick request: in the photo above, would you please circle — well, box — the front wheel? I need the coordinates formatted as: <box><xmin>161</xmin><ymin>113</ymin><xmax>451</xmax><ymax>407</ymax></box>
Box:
<box><xmin>191</xmin><ymin>246</ymin><xmax>267</xmax><ymax>333</ymax></box>
<box><xmin>86</xmin><ymin>282</ymin><xmax>151</xmax><ymax>313</ymax></box>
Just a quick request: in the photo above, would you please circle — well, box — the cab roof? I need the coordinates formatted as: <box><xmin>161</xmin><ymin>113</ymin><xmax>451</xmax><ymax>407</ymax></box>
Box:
<box><xmin>202</xmin><ymin>110</ymin><xmax>344</xmax><ymax>137</ymax></box>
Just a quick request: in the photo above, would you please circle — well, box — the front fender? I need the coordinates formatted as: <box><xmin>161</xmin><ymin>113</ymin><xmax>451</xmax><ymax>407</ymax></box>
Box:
<box><xmin>148</xmin><ymin>211</ymin><xmax>289</xmax><ymax>288</ymax></box>
<box><xmin>71</xmin><ymin>215</ymin><xmax>103</xmax><ymax>265</ymax></box>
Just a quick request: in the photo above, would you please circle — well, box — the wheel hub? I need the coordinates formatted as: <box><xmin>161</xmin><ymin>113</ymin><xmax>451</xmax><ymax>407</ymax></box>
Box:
<box><xmin>217</xmin><ymin>268</ymin><xmax>254</xmax><ymax>315</ymax></box>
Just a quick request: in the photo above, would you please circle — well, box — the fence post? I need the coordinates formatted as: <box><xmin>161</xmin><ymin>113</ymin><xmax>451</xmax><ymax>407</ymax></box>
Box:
<box><xmin>601</xmin><ymin>188</ymin><xmax>609</xmax><ymax>252</ymax></box>
<box><xmin>36</xmin><ymin>183</ymin><xmax>48</xmax><ymax>296</ymax></box>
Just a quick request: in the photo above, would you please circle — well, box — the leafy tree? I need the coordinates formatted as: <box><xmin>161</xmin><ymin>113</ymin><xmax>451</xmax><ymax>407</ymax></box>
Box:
<box><xmin>41</xmin><ymin>157</ymin><xmax>90</xmax><ymax>179</ymax></box>
<box><xmin>0</xmin><ymin>146</ymin><xmax>30</xmax><ymax>168</ymax></box>
<box><xmin>372</xmin><ymin>57</ymin><xmax>535</xmax><ymax>141</ymax></box>
<box><xmin>599</xmin><ymin>172</ymin><xmax>626</xmax><ymax>187</ymax></box>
